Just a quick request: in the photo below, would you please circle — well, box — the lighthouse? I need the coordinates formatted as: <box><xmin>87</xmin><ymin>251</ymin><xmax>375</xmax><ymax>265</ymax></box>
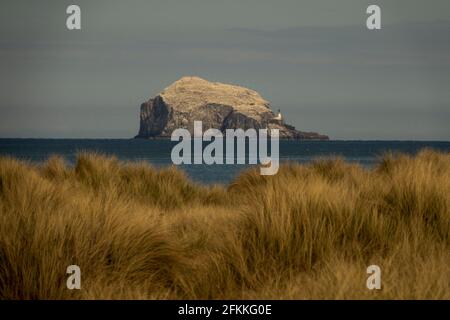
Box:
<box><xmin>273</xmin><ymin>109</ymin><xmax>283</xmax><ymax>123</ymax></box>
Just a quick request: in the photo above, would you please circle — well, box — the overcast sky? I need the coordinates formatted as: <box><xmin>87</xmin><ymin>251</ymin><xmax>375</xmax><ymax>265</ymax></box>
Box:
<box><xmin>1</xmin><ymin>0</ymin><xmax>449</xmax><ymax>140</ymax></box>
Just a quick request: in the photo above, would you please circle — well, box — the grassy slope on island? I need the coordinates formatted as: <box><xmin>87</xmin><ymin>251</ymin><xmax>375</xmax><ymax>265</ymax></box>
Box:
<box><xmin>0</xmin><ymin>150</ymin><xmax>449</xmax><ymax>299</ymax></box>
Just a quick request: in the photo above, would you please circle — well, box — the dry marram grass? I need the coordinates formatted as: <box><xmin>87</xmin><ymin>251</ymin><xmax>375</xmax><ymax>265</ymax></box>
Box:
<box><xmin>0</xmin><ymin>150</ymin><xmax>449</xmax><ymax>299</ymax></box>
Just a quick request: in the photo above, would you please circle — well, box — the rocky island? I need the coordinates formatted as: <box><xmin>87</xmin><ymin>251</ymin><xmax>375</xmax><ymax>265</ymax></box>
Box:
<box><xmin>135</xmin><ymin>76</ymin><xmax>328</xmax><ymax>140</ymax></box>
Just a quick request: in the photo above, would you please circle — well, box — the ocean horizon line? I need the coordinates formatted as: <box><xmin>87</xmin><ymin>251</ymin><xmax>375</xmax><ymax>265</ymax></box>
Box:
<box><xmin>1</xmin><ymin>137</ymin><xmax>450</xmax><ymax>142</ymax></box>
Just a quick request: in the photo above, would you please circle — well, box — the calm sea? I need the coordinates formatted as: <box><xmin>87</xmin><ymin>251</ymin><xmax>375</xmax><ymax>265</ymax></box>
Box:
<box><xmin>0</xmin><ymin>139</ymin><xmax>448</xmax><ymax>184</ymax></box>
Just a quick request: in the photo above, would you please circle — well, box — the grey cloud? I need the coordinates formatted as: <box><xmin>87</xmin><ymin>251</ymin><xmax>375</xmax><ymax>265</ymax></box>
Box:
<box><xmin>0</xmin><ymin>1</ymin><xmax>449</xmax><ymax>139</ymax></box>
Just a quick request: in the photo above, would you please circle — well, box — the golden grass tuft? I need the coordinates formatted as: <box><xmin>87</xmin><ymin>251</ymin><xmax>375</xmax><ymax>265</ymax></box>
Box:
<box><xmin>0</xmin><ymin>150</ymin><xmax>449</xmax><ymax>299</ymax></box>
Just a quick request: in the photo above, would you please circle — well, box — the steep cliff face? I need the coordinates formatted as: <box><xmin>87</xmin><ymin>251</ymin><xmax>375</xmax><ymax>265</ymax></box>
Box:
<box><xmin>136</xmin><ymin>76</ymin><xmax>328</xmax><ymax>140</ymax></box>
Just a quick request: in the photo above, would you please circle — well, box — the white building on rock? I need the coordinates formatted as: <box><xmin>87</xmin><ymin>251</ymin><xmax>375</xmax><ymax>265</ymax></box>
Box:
<box><xmin>273</xmin><ymin>109</ymin><xmax>283</xmax><ymax>123</ymax></box>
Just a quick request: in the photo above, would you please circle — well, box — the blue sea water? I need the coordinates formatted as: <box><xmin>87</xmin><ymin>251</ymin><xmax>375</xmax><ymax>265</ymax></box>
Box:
<box><xmin>0</xmin><ymin>139</ymin><xmax>448</xmax><ymax>184</ymax></box>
